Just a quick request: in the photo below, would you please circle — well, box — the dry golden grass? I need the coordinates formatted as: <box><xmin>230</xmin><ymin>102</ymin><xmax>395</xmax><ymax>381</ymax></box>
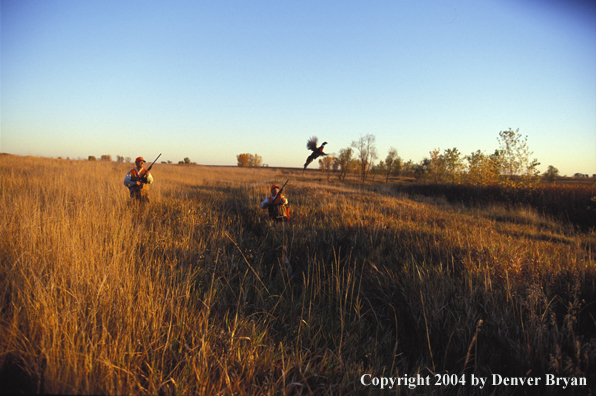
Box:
<box><xmin>1</xmin><ymin>155</ymin><xmax>594</xmax><ymax>395</ymax></box>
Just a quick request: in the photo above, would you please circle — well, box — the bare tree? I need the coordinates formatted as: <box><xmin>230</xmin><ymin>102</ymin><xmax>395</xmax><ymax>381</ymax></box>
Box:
<box><xmin>351</xmin><ymin>134</ymin><xmax>377</xmax><ymax>182</ymax></box>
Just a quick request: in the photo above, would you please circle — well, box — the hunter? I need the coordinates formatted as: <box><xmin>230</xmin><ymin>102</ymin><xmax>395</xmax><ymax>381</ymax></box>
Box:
<box><xmin>123</xmin><ymin>156</ymin><xmax>154</xmax><ymax>203</ymax></box>
<box><xmin>261</xmin><ymin>184</ymin><xmax>289</xmax><ymax>223</ymax></box>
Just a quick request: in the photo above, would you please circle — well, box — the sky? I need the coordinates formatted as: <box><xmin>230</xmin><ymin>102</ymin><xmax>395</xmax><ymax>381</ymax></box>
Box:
<box><xmin>1</xmin><ymin>0</ymin><xmax>595</xmax><ymax>176</ymax></box>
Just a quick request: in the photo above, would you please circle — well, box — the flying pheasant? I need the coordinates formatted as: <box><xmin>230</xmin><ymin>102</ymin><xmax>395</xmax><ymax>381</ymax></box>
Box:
<box><xmin>303</xmin><ymin>136</ymin><xmax>328</xmax><ymax>172</ymax></box>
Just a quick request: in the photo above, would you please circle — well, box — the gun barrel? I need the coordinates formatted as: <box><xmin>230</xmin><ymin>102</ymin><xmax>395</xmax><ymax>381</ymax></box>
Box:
<box><xmin>146</xmin><ymin>153</ymin><xmax>162</xmax><ymax>171</ymax></box>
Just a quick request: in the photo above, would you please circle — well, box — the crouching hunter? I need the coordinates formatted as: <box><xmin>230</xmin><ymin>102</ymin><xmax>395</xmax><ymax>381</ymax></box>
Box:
<box><xmin>124</xmin><ymin>156</ymin><xmax>154</xmax><ymax>203</ymax></box>
<box><xmin>261</xmin><ymin>183</ymin><xmax>290</xmax><ymax>223</ymax></box>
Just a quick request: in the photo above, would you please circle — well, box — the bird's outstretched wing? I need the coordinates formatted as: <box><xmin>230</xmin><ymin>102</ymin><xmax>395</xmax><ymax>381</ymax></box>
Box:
<box><xmin>306</xmin><ymin>136</ymin><xmax>319</xmax><ymax>152</ymax></box>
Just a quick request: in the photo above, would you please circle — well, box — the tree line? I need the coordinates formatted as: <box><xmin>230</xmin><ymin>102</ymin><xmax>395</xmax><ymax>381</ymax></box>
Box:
<box><xmin>317</xmin><ymin>129</ymin><xmax>562</xmax><ymax>185</ymax></box>
<box><xmin>88</xmin><ymin>155</ymin><xmax>128</xmax><ymax>162</ymax></box>
<box><xmin>232</xmin><ymin>128</ymin><xmax>559</xmax><ymax>184</ymax></box>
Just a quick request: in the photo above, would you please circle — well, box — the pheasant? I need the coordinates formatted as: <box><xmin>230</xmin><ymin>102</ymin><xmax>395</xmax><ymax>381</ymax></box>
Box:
<box><xmin>303</xmin><ymin>137</ymin><xmax>328</xmax><ymax>172</ymax></box>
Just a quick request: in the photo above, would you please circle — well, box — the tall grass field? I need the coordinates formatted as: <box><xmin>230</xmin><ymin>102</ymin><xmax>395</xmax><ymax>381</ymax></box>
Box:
<box><xmin>1</xmin><ymin>155</ymin><xmax>594</xmax><ymax>395</ymax></box>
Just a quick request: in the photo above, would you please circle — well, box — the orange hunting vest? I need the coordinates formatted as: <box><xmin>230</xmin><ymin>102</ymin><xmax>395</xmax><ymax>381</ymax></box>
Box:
<box><xmin>130</xmin><ymin>168</ymin><xmax>149</xmax><ymax>178</ymax></box>
<box><xmin>267</xmin><ymin>195</ymin><xmax>290</xmax><ymax>219</ymax></box>
<box><xmin>130</xmin><ymin>168</ymin><xmax>150</xmax><ymax>196</ymax></box>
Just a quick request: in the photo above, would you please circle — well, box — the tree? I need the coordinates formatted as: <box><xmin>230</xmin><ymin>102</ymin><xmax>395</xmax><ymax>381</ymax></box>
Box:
<box><xmin>370</xmin><ymin>163</ymin><xmax>384</xmax><ymax>181</ymax></box>
<box><xmin>465</xmin><ymin>150</ymin><xmax>502</xmax><ymax>186</ymax></box>
<box><xmin>318</xmin><ymin>156</ymin><xmax>335</xmax><ymax>181</ymax></box>
<box><xmin>116</xmin><ymin>155</ymin><xmax>125</xmax><ymax>162</ymax></box>
<box><xmin>237</xmin><ymin>153</ymin><xmax>263</xmax><ymax>167</ymax></box>
<box><xmin>415</xmin><ymin>159</ymin><xmax>431</xmax><ymax>181</ymax></box>
<box><xmin>497</xmin><ymin>128</ymin><xmax>540</xmax><ymax>180</ymax></box>
<box><xmin>427</xmin><ymin>148</ymin><xmax>445</xmax><ymax>185</ymax></box>
<box><xmin>376</xmin><ymin>160</ymin><xmax>388</xmax><ymax>182</ymax></box>
<box><xmin>442</xmin><ymin>148</ymin><xmax>464</xmax><ymax>184</ymax></box>
<box><xmin>237</xmin><ymin>154</ymin><xmax>250</xmax><ymax>167</ymax></box>
<box><xmin>333</xmin><ymin>147</ymin><xmax>354</xmax><ymax>181</ymax></box>
<box><xmin>544</xmin><ymin>165</ymin><xmax>559</xmax><ymax>183</ymax></box>
<box><xmin>382</xmin><ymin>147</ymin><xmax>402</xmax><ymax>183</ymax></box>
<box><xmin>248</xmin><ymin>153</ymin><xmax>263</xmax><ymax>167</ymax></box>
<box><xmin>88</xmin><ymin>156</ymin><xmax>96</xmax><ymax>161</ymax></box>
<box><xmin>401</xmin><ymin>160</ymin><xmax>417</xmax><ymax>178</ymax></box>
<box><xmin>100</xmin><ymin>154</ymin><xmax>112</xmax><ymax>162</ymax></box>
<box><xmin>351</xmin><ymin>134</ymin><xmax>377</xmax><ymax>182</ymax></box>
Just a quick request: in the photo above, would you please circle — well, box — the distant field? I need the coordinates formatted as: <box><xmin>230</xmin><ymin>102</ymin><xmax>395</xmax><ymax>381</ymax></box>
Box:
<box><xmin>1</xmin><ymin>156</ymin><xmax>594</xmax><ymax>395</ymax></box>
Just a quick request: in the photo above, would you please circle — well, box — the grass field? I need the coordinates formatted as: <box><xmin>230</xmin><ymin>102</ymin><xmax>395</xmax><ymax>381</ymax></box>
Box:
<box><xmin>1</xmin><ymin>155</ymin><xmax>594</xmax><ymax>395</ymax></box>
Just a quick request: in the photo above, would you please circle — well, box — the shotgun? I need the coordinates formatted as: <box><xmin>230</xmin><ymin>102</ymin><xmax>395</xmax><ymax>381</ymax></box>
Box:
<box><xmin>272</xmin><ymin>179</ymin><xmax>289</xmax><ymax>202</ymax></box>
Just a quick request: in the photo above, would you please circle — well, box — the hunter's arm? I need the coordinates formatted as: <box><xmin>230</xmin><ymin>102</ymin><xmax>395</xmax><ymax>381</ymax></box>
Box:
<box><xmin>261</xmin><ymin>197</ymin><xmax>271</xmax><ymax>209</ymax></box>
<box><xmin>123</xmin><ymin>171</ymin><xmax>136</xmax><ymax>188</ymax></box>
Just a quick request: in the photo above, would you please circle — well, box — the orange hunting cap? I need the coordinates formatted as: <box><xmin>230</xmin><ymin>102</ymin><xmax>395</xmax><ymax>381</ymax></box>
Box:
<box><xmin>135</xmin><ymin>156</ymin><xmax>145</xmax><ymax>164</ymax></box>
<box><xmin>271</xmin><ymin>184</ymin><xmax>279</xmax><ymax>191</ymax></box>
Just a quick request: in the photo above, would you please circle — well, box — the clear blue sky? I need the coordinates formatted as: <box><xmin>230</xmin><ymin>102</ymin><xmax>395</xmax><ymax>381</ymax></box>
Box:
<box><xmin>2</xmin><ymin>0</ymin><xmax>595</xmax><ymax>175</ymax></box>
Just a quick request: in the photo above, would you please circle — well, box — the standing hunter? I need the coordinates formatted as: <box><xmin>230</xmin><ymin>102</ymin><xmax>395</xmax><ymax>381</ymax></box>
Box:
<box><xmin>261</xmin><ymin>182</ymin><xmax>290</xmax><ymax>223</ymax></box>
<box><xmin>124</xmin><ymin>156</ymin><xmax>154</xmax><ymax>203</ymax></box>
